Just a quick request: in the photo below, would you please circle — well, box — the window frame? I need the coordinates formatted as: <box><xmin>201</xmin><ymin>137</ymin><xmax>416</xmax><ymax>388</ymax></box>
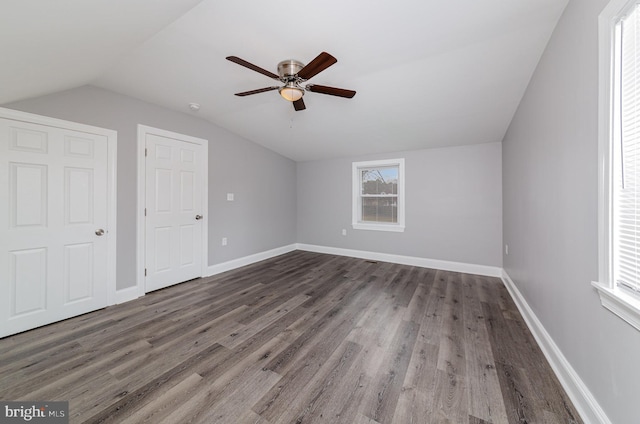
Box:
<box><xmin>593</xmin><ymin>0</ymin><xmax>640</xmax><ymax>331</ymax></box>
<box><xmin>352</xmin><ymin>158</ymin><xmax>405</xmax><ymax>232</ymax></box>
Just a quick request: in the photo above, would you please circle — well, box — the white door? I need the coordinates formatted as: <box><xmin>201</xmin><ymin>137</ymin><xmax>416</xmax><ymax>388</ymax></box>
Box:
<box><xmin>0</xmin><ymin>116</ymin><xmax>112</xmax><ymax>338</ymax></box>
<box><xmin>145</xmin><ymin>132</ymin><xmax>204</xmax><ymax>292</ymax></box>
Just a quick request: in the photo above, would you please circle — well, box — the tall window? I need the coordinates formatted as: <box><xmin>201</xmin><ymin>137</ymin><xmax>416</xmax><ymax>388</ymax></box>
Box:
<box><xmin>613</xmin><ymin>3</ymin><xmax>640</xmax><ymax>298</ymax></box>
<box><xmin>595</xmin><ymin>0</ymin><xmax>640</xmax><ymax>331</ymax></box>
<box><xmin>352</xmin><ymin>158</ymin><xmax>405</xmax><ymax>232</ymax></box>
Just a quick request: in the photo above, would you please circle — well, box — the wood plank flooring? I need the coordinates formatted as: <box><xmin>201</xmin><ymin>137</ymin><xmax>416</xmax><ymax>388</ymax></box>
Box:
<box><xmin>0</xmin><ymin>251</ymin><xmax>582</xmax><ymax>423</ymax></box>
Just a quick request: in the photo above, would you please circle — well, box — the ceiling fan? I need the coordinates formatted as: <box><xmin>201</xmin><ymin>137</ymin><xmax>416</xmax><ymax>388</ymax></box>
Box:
<box><xmin>226</xmin><ymin>52</ymin><xmax>356</xmax><ymax>111</ymax></box>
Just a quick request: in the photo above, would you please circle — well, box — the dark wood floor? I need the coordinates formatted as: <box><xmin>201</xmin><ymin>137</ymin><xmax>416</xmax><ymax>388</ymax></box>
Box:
<box><xmin>0</xmin><ymin>251</ymin><xmax>582</xmax><ymax>424</ymax></box>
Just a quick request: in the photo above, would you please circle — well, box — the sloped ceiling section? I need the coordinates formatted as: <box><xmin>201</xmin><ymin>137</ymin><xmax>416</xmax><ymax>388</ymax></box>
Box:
<box><xmin>0</xmin><ymin>0</ymin><xmax>203</xmax><ymax>105</ymax></box>
<box><xmin>2</xmin><ymin>0</ymin><xmax>568</xmax><ymax>161</ymax></box>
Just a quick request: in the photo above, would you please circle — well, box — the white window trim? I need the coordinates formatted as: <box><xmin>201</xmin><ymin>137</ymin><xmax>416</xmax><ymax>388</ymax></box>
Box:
<box><xmin>594</xmin><ymin>0</ymin><xmax>640</xmax><ymax>331</ymax></box>
<box><xmin>352</xmin><ymin>158</ymin><xmax>405</xmax><ymax>232</ymax></box>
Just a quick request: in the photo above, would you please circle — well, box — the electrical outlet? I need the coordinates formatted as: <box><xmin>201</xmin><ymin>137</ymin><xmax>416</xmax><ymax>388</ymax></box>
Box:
<box><xmin>505</xmin><ymin>244</ymin><xmax>509</xmax><ymax>255</ymax></box>
<box><xmin>342</xmin><ymin>229</ymin><xmax>347</xmax><ymax>236</ymax></box>
<box><xmin>222</xmin><ymin>237</ymin><xmax>227</xmax><ymax>246</ymax></box>
<box><xmin>227</xmin><ymin>193</ymin><xmax>234</xmax><ymax>201</ymax></box>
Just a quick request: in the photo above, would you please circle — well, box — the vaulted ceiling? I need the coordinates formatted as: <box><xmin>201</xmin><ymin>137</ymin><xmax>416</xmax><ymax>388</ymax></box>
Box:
<box><xmin>1</xmin><ymin>0</ymin><xmax>568</xmax><ymax>161</ymax></box>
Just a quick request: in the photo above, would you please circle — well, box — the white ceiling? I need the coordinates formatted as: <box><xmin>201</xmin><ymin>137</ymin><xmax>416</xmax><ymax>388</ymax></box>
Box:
<box><xmin>2</xmin><ymin>0</ymin><xmax>568</xmax><ymax>162</ymax></box>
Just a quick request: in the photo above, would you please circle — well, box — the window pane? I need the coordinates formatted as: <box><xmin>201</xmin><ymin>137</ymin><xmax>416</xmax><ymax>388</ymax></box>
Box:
<box><xmin>361</xmin><ymin>166</ymin><xmax>398</xmax><ymax>195</ymax></box>
<box><xmin>352</xmin><ymin>158</ymin><xmax>404</xmax><ymax>232</ymax></box>
<box><xmin>362</xmin><ymin>197</ymin><xmax>397</xmax><ymax>223</ymax></box>
<box><xmin>613</xmin><ymin>4</ymin><xmax>640</xmax><ymax>296</ymax></box>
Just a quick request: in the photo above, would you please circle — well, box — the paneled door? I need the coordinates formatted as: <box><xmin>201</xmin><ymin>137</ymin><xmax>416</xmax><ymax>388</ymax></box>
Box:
<box><xmin>0</xmin><ymin>114</ymin><xmax>114</xmax><ymax>338</ymax></box>
<box><xmin>144</xmin><ymin>131</ymin><xmax>205</xmax><ymax>292</ymax></box>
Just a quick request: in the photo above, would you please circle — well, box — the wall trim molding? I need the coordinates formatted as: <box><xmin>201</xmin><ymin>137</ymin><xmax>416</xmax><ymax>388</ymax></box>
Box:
<box><xmin>296</xmin><ymin>243</ymin><xmax>502</xmax><ymax>277</ymax></box>
<box><xmin>501</xmin><ymin>270</ymin><xmax>612</xmax><ymax>424</ymax></box>
<box><xmin>114</xmin><ymin>286</ymin><xmax>143</xmax><ymax>304</ymax></box>
<box><xmin>205</xmin><ymin>242</ymin><xmax>502</xmax><ymax>280</ymax></box>
<box><xmin>206</xmin><ymin>244</ymin><xmax>297</xmax><ymax>277</ymax></box>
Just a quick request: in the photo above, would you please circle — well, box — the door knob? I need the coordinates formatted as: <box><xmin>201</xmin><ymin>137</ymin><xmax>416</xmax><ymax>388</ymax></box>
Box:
<box><xmin>95</xmin><ymin>229</ymin><xmax>105</xmax><ymax>236</ymax></box>
<box><xmin>195</xmin><ymin>215</ymin><xmax>203</xmax><ymax>220</ymax></box>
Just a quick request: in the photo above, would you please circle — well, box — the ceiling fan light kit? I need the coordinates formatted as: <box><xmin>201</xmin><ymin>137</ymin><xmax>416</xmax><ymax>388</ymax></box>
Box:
<box><xmin>226</xmin><ymin>52</ymin><xmax>356</xmax><ymax>111</ymax></box>
<box><xmin>279</xmin><ymin>82</ymin><xmax>304</xmax><ymax>102</ymax></box>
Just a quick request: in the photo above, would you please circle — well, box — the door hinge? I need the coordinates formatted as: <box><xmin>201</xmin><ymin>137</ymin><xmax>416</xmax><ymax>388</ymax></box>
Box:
<box><xmin>145</xmin><ymin>148</ymin><xmax>148</xmax><ymax>157</ymax></box>
<box><xmin>144</xmin><ymin>208</ymin><xmax>147</xmax><ymax>216</ymax></box>
<box><xmin>145</xmin><ymin>268</ymin><xmax>147</xmax><ymax>276</ymax></box>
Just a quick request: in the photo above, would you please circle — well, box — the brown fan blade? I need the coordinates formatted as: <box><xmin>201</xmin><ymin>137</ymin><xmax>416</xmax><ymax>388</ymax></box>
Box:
<box><xmin>297</xmin><ymin>52</ymin><xmax>337</xmax><ymax>80</ymax></box>
<box><xmin>234</xmin><ymin>86</ymin><xmax>279</xmax><ymax>96</ymax></box>
<box><xmin>226</xmin><ymin>56</ymin><xmax>280</xmax><ymax>80</ymax></box>
<box><xmin>307</xmin><ymin>84</ymin><xmax>356</xmax><ymax>98</ymax></box>
<box><xmin>293</xmin><ymin>98</ymin><xmax>306</xmax><ymax>111</ymax></box>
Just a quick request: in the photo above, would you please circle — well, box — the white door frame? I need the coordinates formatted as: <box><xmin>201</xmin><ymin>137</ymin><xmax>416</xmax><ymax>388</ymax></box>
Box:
<box><xmin>0</xmin><ymin>106</ymin><xmax>118</xmax><ymax>305</ymax></box>
<box><xmin>136</xmin><ymin>125</ymin><xmax>208</xmax><ymax>297</ymax></box>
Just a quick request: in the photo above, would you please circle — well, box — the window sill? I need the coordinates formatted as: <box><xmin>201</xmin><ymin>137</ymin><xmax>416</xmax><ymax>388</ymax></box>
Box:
<box><xmin>591</xmin><ymin>281</ymin><xmax>640</xmax><ymax>331</ymax></box>
<box><xmin>352</xmin><ymin>223</ymin><xmax>405</xmax><ymax>233</ymax></box>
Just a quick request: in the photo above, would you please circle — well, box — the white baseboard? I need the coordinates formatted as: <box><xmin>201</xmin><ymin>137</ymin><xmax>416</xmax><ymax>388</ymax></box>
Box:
<box><xmin>112</xmin><ymin>244</ymin><xmax>297</xmax><ymax>305</ymax></box>
<box><xmin>206</xmin><ymin>244</ymin><xmax>297</xmax><ymax>277</ymax></box>
<box><xmin>296</xmin><ymin>243</ymin><xmax>502</xmax><ymax>277</ymax></box>
<box><xmin>205</xmin><ymin>243</ymin><xmax>501</xmax><ymax>279</ymax></box>
<box><xmin>501</xmin><ymin>270</ymin><xmax>611</xmax><ymax>424</ymax></box>
<box><xmin>114</xmin><ymin>285</ymin><xmax>143</xmax><ymax>304</ymax></box>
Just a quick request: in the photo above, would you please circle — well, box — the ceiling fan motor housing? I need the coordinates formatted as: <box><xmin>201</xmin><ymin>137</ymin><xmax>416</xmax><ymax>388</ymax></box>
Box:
<box><xmin>278</xmin><ymin>60</ymin><xmax>305</xmax><ymax>80</ymax></box>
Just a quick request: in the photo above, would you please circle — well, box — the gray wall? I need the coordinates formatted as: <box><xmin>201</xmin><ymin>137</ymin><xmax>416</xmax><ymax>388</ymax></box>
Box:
<box><xmin>297</xmin><ymin>142</ymin><xmax>502</xmax><ymax>268</ymax></box>
<box><xmin>5</xmin><ymin>85</ymin><xmax>297</xmax><ymax>290</ymax></box>
<box><xmin>502</xmin><ymin>0</ymin><xmax>640</xmax><ymax>422</ymax></box>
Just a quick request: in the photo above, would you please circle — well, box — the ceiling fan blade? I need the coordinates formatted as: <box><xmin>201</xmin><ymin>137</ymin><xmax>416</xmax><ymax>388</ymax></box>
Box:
<box><xmin>293</xmin><ymin>98</ymin><xmax>306</xmax><ymax>111</ymax></box>
<box><xmin>307</xmin><ymin>84</ymin><xmax>356</xmax><ymax>98</ymax></box>
<box><xmin>226</xmin><ymin>56</ymin><xmax>280</xmax><ymax>80</ymax></box>
<box><xmin>297</xmin><ymin>52</ymin><xmax>337</xmax><ymax>80</ymax></box>
<box><xmin>234</xmin><ymin>86</ymin><xmax>279</xmax><ymax>96</ymax></box>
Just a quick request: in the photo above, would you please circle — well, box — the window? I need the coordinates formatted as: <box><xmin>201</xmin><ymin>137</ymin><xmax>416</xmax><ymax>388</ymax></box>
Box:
<box><xmin>594</xmin><ymin>0</ymin><xmax>640</xmax><ymax>331</ymax></box>
<box><xmin>352</xmin><ymin>158</ymin><xmax>405</xmax><ymax>232</ymax></box>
